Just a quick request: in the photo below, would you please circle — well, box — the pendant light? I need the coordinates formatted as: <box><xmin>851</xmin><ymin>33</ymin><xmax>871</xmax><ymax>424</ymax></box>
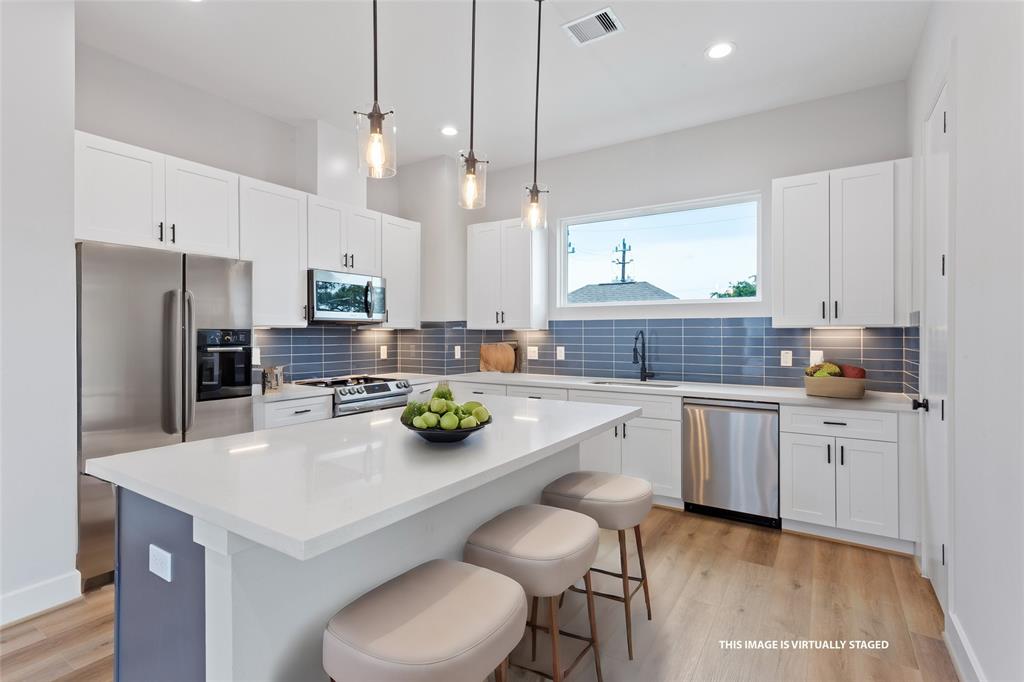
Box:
<box><xmin>354</xmin><ymin>0</ymin><xmax>397</xmax><ymax>179</ymax></box>
<box><xmin>458</xmin><ymin>0</ymin><xmax>489</xmax><ymax>208</ymax></box>
<box><xmin>522</xmin><ymin>0</ymin><xmax>548</xmax><ymax>230</ymax></box>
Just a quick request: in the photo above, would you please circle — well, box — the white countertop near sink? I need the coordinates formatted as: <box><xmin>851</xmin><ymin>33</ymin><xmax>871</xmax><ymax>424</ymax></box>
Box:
<box><xmin>445</xmin><ymin>371</ymin><xmax>914</xmax><ymax>412</ymax></box>
<box><xmin>86</xmin><ymin>395</ymin><xmax>639</xmax><ymax>560</ymax></box>
<box><xmin>255</xmin><ymin>383</ymin><xmax>335</xmax><ymax>403</ymax></box>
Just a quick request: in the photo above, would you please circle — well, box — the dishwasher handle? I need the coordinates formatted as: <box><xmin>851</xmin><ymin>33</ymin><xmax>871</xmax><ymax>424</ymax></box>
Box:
<box><xmin>684</xmin><ymin>398</ymin><xmax>779</xmax><ymax>412</ymax></box>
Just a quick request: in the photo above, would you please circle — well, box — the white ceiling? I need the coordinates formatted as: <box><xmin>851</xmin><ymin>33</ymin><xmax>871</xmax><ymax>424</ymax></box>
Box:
<box><xmin>75</xmin><ymin>1</ymin><xmax>929</xmax><ymax>171</ymax></box>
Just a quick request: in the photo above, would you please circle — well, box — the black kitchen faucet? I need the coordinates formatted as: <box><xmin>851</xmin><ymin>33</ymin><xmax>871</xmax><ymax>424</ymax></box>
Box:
<box><xmin>633</xmin><ymin>330</ymin><xmax>656</xmax><ymax>382</ymax></box>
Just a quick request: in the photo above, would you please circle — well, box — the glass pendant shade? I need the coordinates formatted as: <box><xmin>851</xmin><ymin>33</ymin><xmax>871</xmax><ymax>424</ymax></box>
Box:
<box><xmin>355</xmin><ymin>103</ymin><xmax>397</xmax><ymax>179</ymax></box>
<box><xmin>521</xmin><ymin>183</ymin><xmax>548</xmax><ymax>231</ymax></box>
<box><xmin>458</xmin><ymin>151</ymin><xmax>488</xmax><ymax>209</ymax></box>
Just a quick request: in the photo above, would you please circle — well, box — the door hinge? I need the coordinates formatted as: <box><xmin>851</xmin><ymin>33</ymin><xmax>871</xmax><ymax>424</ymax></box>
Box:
<box><xmin>941</xmin><ymin>254</ymin><xmax>946</xmax><ymax>276</ymax></box>
<box><xmin>942</xmin><ymin>111</ymin><xmax>947</xmax><ymax>133</ymax></box>
<box><xmin>941</xmin><ymin>543</ymin><xmax>945</xmax><ymax>566</ymax></box>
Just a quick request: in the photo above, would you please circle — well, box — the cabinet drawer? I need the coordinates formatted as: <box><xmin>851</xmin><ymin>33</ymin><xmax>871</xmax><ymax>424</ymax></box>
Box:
<box><xmin>449</xmin><ymin>381</ymin><xmax>507</xmax><ymax>398</ymax></box>
<box><xmin>264</xmin><ymin>396</ymin><xmax>332</xmax><ymax>428</ymax></box>
<box><xmin>780</xmin><ymin>406</ymin><xmax>897</xmax><ymax>442</ymax></box>
<box><xmin>411</xmin><ymin>382</ymin><xmax>440</xmax><ymax>401</ymax></box>
<box><xmin>568</xmin><ymin>390</ymin><xmax>681</xmax><ymax>421</ymax></box>
<box><xmin>506</xmin><ymin>385</ymin><xmax>568</xmax><ymax>401</ymax></box>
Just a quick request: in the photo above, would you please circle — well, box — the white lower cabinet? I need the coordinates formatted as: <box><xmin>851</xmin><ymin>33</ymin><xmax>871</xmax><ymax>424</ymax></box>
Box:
<box><xmin>577</xmin><ymin>415</ymin><xmax>681</xmax><ymax>499</ymax></box>
<box><xmin>449</xmin><ymin>381</ymin><xmax>507</xmax><ymax>399</ymax></box>
<box><xmin>505</xmin><ymin>386</ymin><xmax>568</xmax><ymax>401</ymax></box>
<box><xmin>255</xmin><ymin>396</ymin><xmax>332</xmax><ymax>430</ymax></box>
<box><xmin>780</xmin><ymin>432</ymin><xmax>837</xmax><ymax>527</ymax></box>
<box><xmin>579</xmin><ymin>427</ymin><xmax>621</xmax><ymax>474</ymax></box>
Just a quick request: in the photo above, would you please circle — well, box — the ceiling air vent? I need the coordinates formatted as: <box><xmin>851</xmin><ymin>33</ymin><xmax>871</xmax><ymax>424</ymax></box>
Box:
<box><xmin>563</xmin><ymin>8</ymin><xmax>622</xmax><ymax>46</ymax></box>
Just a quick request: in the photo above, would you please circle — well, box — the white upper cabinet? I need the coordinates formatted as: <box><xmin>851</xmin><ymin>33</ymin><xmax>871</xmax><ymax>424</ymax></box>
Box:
<box><xmin>466</xmin><ymin>219</ymin><xmax>546</xmax><ymax>330</ymax></box>
<box><xmin>346</xmin><ymin>208</ymin><xmax>382</xmax><ymax>276</ymax></box>
<box><xmin>240</xmin><ymin>177</ymin><xmax>308</xmax><ymax>327</ymax></box>
<box><xmin>772</xmin><ymin>159</ymin><xmax>910</xmax><ymax>327</ymax></box>
<box><xmin>164</xmin><ymin>156</ymin><xmax>239</xmax><ymax>258</ymax></box>
<box><xmin>307</xmin><ymin>198</ymin><xmax>382</xmax><ymax>276</ymax></box>
<box><xmin>380</xmin><ymin>215</ymin><xmax>421</xmax><ymax>329</ymax></box>
<box><xmin>75</xmin><ymin>131</ymin><xmax>166</xmax><ymax>249</ymax></box>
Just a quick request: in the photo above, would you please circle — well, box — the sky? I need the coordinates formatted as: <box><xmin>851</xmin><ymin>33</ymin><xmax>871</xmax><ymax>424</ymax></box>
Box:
<box><xmin>566</xmin><ymin>200</ymin><xmax>759</xmax><ymax>301</ymax></box>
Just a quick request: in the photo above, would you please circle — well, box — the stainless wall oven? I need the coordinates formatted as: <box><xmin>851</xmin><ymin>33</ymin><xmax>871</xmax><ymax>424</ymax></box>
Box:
<box><xmin>307</xmin><ymin>269</ymin><xmax>386</xmax><ymax>323</ymax></box>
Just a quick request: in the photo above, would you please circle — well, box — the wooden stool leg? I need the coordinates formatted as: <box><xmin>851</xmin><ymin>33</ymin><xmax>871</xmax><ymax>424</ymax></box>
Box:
<box><xmin>494</xmin><ymin>657</ymin><xmax>509</xmax><ymax>682</ymax></box>
<box><xmin>584</xmin><ymin>570</ymin><xmax>604</xmax><ymax>682</ymax></box>
<box><xmin>618</xmin><ymin>529</ymin><xmax>634</xmax><ymax>660</ymax></box>
<box><xmin>634</xmin><ymin>524</ymin><xmax>652</xmax><ymax>621</ymax></box>
<box><xmin>548</xmin><ymin>596</ymin><xmax>563</xmax><ymax>682</ymax></box>
<box><xmin>530</xmin><ymin>596</ymin><xmax>539</xmax><ymax>661</ymax></box>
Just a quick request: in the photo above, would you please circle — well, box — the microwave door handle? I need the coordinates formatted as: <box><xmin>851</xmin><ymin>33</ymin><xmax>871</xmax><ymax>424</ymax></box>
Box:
<box><xmin>184</xmin><ymin>290</ymin><xmax>197</xmax><ymax>433</ymax></box>
<box><xmin>364</xmin><ymin>281</ymin><xmax>374</xmax><ymax>318</ymax></box>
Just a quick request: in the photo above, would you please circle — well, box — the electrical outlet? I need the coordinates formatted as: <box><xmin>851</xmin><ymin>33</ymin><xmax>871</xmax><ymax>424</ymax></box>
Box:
<box><xmin>810</xmin><ymin>349</ymin><xmax>824</xmax><ymax>365</ymax></box>
<box><xmin>556</xmin><ymin>346</ymin><xmax>565</xmax><ymax>361</ymax></box>
<box><xmin>149</xmin><ymin>544</ymin><xmax>173</xmax><ymax>582</ymax></box>
<box><xmin>527</xmin><ymin>346</ymin><xmax>539</xmax><ymax>360</ymax></box>
<box><xmin>780</xmin><ymin>350</ymin><xmax>793</xmax><ymax>367</ymax></box>
<box><xmin>379</xmin><ymin>345</ymin><xmax>388</xmax><ymax>360</ymax></box>
<box><xmin>454</xmin><ymin>345</ymin><xmax>462</xmax><ymax>359</ymax></box>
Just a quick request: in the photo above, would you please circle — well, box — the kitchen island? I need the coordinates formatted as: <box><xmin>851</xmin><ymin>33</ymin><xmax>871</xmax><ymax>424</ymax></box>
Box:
<box><xmin>86</xmin><ymin>395</ymin><xmax>640</xmax><ymax>681</ymax></box>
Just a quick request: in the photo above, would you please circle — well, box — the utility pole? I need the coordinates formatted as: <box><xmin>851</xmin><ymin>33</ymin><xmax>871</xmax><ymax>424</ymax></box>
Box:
<box><xmin>612</xmin><ymin>238</ymin><xmax>633</xmax><ymax>283</ymax></box>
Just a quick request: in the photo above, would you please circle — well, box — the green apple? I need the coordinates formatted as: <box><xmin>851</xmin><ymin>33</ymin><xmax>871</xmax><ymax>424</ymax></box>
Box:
<box><xmin>411</xmin><ymin>415</ymin><xmax>427</xmax><ymax>429</ymax></box>
<box><xmin>421</xmin><ymin>412</ymin><xmax>440</xmax><ymax>428</ymax></box>
<box><xmin>460</xmin><ymin>416</ymin><xmax>479</xmax><ymax>429</ymax></box>
<box><xmin>429</xmin><ymin>398</ymin><xmax>448</xmax><ymax>414</ymax></box>
<box><xmin>440</xmin><ymin>412</ymin><xmax>460</xmax><ymax>430</ymax></box>
<box><xmin>463</xmin><ymin>401</ymin><xmax>483</xmax><ymax>413</ymax></box>
<box><xmin>472</xmin><ymin>406</ymin><xmax>490</xmax><ymax>424</ymax></box>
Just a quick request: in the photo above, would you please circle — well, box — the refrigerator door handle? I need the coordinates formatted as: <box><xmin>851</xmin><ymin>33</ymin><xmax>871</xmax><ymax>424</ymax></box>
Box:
<box><xmin>184</xmin><ymin>289</ymin><xmax>197</xmax><ymax>433</ymax></box>
<box><xmin>169</xmin><ymin>289</ymin><xmax>184</xmax><ymax>433</ymax></box>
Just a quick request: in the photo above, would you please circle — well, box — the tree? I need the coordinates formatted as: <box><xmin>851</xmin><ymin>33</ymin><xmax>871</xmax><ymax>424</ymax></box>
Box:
<box><xmin>710</xmin><ymin>275</ymin><xmax>757</xmax><ymax>299</ymax></box>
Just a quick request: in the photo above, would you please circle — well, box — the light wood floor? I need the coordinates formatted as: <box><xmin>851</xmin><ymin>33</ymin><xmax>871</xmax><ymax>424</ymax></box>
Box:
<box><xmin>0</xmin><ymin>509</ymin><xmax>957</xmax><ymax>682</ymax></box>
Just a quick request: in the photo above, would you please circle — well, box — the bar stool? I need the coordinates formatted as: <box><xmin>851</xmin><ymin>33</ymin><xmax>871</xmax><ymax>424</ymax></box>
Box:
<box><xmin>464</xmin><ymin>504</ymin><xmax>603</xmax><ymax>682</ymax></box>
<box><xmin>322</xmin><ymin>559</ymin><xmax>527</xmax><ymax>682</ymax></box>
<box><xmin>542</xmin><ymin>471</ymin><xmax>653</xmax><ymax>660</ymax></box>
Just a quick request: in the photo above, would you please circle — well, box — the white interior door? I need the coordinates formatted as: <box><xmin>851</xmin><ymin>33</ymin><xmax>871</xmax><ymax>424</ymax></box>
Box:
<box><xmin>829</xmin><ymin>161</ymin><xmax>895</xmax><ymax>325</ymax></box>
<box><xmin>307</xmin><ymin>196</ymin><xmax>346</xmax><ymax>271</ymax></box>
<box><xmin>346</xmin><ymin>208</ymin><xmax>382</xmax><ymax>276</ymax></box>
<box><xmin>780</xmin><ymin>432</ymin><xmax>836</xmax><ymax>526</ymax></box>
<box><xmin>835</xmin><ymin>437</ymin><xmax>899</xmax><ymax>538</ymax></box>
<box><xmin>164</xmin><ymin>156</ymin><xmax>239</xmax><ymax>258</ymax></box>
<box><xmin>921</xmin><ymin>84</ymin><xmax>952</xmax><ymax>610</ymax></box>
<box><xmin>466</xmin><ymin>221</ymin><xmax>503</xmax><ymax>329</ymax></box>
<box><xmin>499</xmin><ymin>221</ymin><xmax>532</xmax><ymax>328</ymax></box>
<box><xmin>620</xmin><ymin>417</ymin><xmax>682</xmax><ymax>499</ymax></box>
<box><xmin>380</xmin><ymin>216</ymin><xmax>420</xmax><ymax>329</ymax></box>
<box><xmin>74</xmin><ymin>131</ymin><xmax>165</xmax><ymax>249</ymax></box>
<box><xmin>579</xmin><ymin>427</ymin><xmax>622</xmax><ymax>474</ymax></box>
<box><xmin>771</xmin><ymin>172</ymin><xmax>831</xmax><ymax>326</ymax></box>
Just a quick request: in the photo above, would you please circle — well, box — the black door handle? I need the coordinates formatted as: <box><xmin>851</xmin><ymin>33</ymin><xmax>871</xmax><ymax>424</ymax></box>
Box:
<box><xmin>158</xmin><ymin>221</ymin><xmax>165</xmax><ymax>242</ymax></box>
<box><xmin>614</xmin><ymin>425</ymin><xmax>618</xmax><ymax>438</ymax></box>
<box><xmin>501</xmin><ymin>311</ymin><xmax>505</xmax><ymax>323</ymax></box>
<box><xmin>170</xmin><ymin>223</ymin><xmax>176</xmax><ymax>243</ymax></box>
<box><xmin>495</xmin><ymin>311</ymin><xmax>499</xmax><ymax>324</ymax></box>
<box><xmin>827</xmin><ymin>443</ymin><xmax>831</xmax><ymax>464</ymax></box>
<box><xmin>840</xmin><ymin>445</ymin><xmax>845</xmax><ymax>466</ymax></box>
<box><xmin>622</xmin><ymin>423</ymin><xmax>627</xmax><ymax>438</ymax></box>
<box><xmin>822</xmin><ymin>301</ymin><xmax>826</xmax><ymax>319</ymax></box>
<box><xmin>834</xmin><ymin>301</ymin><xmax>839</xmax><ymax>319</ymax></box>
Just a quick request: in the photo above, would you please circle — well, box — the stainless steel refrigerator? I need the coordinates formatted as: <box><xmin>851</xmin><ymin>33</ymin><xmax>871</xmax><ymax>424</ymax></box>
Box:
<box><xmin>76</xmin><ymin>242</ymin><xmax>253</xmax><ymax>586</ymax></box>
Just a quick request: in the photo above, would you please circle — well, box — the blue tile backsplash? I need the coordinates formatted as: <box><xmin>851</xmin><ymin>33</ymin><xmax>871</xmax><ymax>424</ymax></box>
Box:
<box><xmin>256</xmin><ymin>317</ymin><xmax>922</xmax><ymax>395</ymax></box>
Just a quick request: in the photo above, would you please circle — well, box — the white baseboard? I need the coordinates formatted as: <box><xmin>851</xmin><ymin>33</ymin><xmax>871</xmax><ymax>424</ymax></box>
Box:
<box><xmin>946</xmin><ymin>611</ymin><xmax>984</xmax><ymax>681</ymax></box>
<box><xmin>0</xmin><ymin>569</ymin><xmax>82</xmax><ymax>626</ymax></box>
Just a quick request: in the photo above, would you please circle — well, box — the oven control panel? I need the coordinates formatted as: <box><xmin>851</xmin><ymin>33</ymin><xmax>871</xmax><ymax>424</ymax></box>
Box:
<box><xmin>198</xmin><ymin>329</ymin><xmax>251</xmax><ymax>347</ymax></box>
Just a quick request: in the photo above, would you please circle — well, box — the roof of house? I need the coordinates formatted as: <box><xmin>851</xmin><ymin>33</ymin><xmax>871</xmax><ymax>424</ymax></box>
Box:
<box><xmin>567</xmin><ymin>281</ymin><xmax>678</xmax><ymax>304</ymax></box>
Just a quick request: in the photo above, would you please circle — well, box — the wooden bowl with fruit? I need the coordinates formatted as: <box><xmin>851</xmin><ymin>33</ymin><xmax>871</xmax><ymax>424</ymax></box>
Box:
<box><xmin>804</xmin><ymin>362</ymin><xmax>867</xmax><ymax>399</ymax></box>
<box><xmin>400</xmin><ymin>382</ymin><xmax>493</xmax><ymax>443</ymax></box>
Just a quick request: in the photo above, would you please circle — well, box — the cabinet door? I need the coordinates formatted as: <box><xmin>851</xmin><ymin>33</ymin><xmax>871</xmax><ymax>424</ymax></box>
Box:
<box><xmin>164</xmin><ymin>156</ymin><xmax>239</xmax><ymax>258</ymax></box>
<box><xmin>829</xmin><ymin>161</ymin><xmax>895</xmax><ymax>326</ymax></box>
<box><xmin>346</xmin><ymin>208</ymin><xmax>382</xmax><ymax>276</ymax></box>
<box><xmin>466</xmin><ymin>221</ymin><xmax>503</xmax><ymax>329</ymax></box>
<box><xmin>380</xmin><ymin>215</ymin><xmax>420</xmax><ymax>329</ymax></box>
<box><xmin>579</xmin><ymin>427</ymin><xmax>622</xmax><ymax>474</ymax></box>
<box><xmin>835</xmin><ymin>437</ymin><xmax>899</xmax><ymax>537</ymax></box>
<box><xmin>239</xmin><ymin>178</ymin><xmax>308</xmax><ymax>327</ymax></box>
<box><xmin>620</xmin><ymin>417</ymin><xmax>681</xmax><ymax>499</ymax></box>
<box><xmin>307</xmin><ymin>196</ymin><xmax>346</xmax><ymax>271</ymax></box>
<box><xmin>771</xmin><ymin>171</ymin><xmax>830</xmax><ymax>326</ymax></box>
<box><xmin>499</xmin><ymin>221</ymin><xmax>533</xmax><ymax>328</ymax></box>
<box><xmin>75</xmin><ymin>132</ymin><xmax>165</xmax><ymax>248</ymax></box>
<box><xmin>780</xmin><ymin>432</ymin><xmax>836</xmax><ymax>526</ymax></box>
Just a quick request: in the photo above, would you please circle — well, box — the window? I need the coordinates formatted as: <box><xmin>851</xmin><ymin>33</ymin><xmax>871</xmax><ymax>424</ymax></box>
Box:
<box><xmin>561</xmin><ymin>194</ymin><xmax>760</xmax><ymax>307</ymax></box>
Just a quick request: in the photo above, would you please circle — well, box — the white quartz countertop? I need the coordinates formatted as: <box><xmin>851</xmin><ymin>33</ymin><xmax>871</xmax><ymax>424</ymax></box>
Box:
<box><xmin>86</xmin><ymin>395</ymin><xmax>640</xmax><ymax>560</ymax></box>
<box><xmin>446</xmin><ymin>371</ymin><xmax>914</xmax><ymax>412</ymax></box>
<box><xmin>256</xmin><ymin>383</ymin><xmax>335</xmax><ymax>403</ymax></box>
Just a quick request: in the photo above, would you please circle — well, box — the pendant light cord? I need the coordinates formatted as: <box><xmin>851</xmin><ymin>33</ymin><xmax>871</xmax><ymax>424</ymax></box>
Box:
<box><xmin>372</xmin><ymin>0</ymin><xmax>379</xmax><ymax>103</ymax></box>
<box><xmin>532</xmin><ymin>0</ymin><xmax>543</xmax><ymax>185</ymax></box>
<box><xmin>469</xmin><ymin>0</ymin><xmax>477</xmax><ymax>152</ymax></box>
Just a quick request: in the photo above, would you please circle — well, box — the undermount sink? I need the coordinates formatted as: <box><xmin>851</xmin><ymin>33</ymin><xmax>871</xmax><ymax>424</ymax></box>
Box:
<box><xmin>589</xmin><ymin>380</ymin><xmax>680</xmax><ymax>388</ymax></box>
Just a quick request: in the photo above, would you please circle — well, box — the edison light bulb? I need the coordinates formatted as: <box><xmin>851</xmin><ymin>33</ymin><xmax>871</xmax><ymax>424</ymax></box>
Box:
<box><xmin>365</xmin><ymin>132</ymin><xmax>386</xmax><ymax>178</ymax></box>
<box><xmin>527</xmin><ymin>200</ymin><xmax>541</xmax><ymax>230</ymax></box>
<box><xmin>462</xmin><ymin>172</ymin><xmax>478</xmax><ymax>207</ymax></box>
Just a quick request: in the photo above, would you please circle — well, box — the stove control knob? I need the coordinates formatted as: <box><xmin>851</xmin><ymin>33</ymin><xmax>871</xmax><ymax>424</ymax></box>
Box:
<box><xmin>358</xmin><ymin>386</ymin><xmax>366</xmax><ymax>393</ymax></box>
<box><xmin>340</xmin><ymin>388</ymin><xmax>350</xmax><ymax>395</ymax></box>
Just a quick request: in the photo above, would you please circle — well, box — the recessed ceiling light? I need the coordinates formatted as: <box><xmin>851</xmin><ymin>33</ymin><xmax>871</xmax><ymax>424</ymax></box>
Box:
<box><xmin>440</xmin><ymin>126</ymin><xmax>458</xmax><ymax>136</ymax></box>
<box><xmin>705</xmin><ymin>42</ymin><xmax>735</xmax><ymax>60</ymax></box>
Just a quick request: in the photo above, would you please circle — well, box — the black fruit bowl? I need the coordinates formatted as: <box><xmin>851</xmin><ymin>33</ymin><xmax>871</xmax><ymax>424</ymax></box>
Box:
<box><xmin>403</xmin><ymin>417</ymin><xmax>492</xmax><ymax>443</ymax></box>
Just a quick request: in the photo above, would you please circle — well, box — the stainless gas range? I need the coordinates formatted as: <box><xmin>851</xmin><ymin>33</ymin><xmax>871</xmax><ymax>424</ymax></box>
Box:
<box><xmin>293</xmin><ymin>375</ymin><xmax>413</xmax><ymax>417</ymax></box>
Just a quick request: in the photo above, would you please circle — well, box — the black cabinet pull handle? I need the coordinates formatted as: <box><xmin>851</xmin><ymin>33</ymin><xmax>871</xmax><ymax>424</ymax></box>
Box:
<box><xmin>495</xmin><ymin>311</ymin><xmax>499</xmax><ymax>324</ymax></box>
<box><xmin>472</xmin><ymin>391</ymin><xmax>484</xmax><ymax>395</ymax></box>
<box><xmin>614</xmin><ymin>425</ymin><xmax>618</xmax><ymax>438</ymax></box>
<box><xmin>827</xmin><ymin>443</ymin><xmax>831</xmax><ymax>464</ymax></box>
<box><xmin>158</xmin><ymin>221</ymin><xmax>165</xmax><ymax>241</ymax></box>
<box><xmin>293</xmin><ymin>408</ymin><xmax>312</xmax><ymax>415</ymax></box>
<box><xmin>840</xmin><ymin>445</ymin><xmax>845</xmax><ymax>466</ymax></box>
<box><xmin>822</xmin><ymin>301</ymin><xmax>826</xmax><ymax>319</ymax></box>
<box><xmin>170</xmin><ymin>223</ymin><xmax>176</xmax><ymax>243</ymax></box>
<box><xmin>501</xmin><ymin>311</ymin><xmax>505</xmax><ymax>323</ymax></box>
<box><xmin>823</xmin><ymin>421</ymin><xmax>847</xmax><ymax>426</ymax></box>
<box><xmin>350</xmin><ymin>253</ymin><xmax>355</xmax><ymax>269</ymax></box>
<box><xmin>834</xmin><ymin>301</ymin><xmax>839</xmax><ymax>319</ymax></box>
<box><xmin>622</xmin><ymin>423</ymin><xmax>627</xmax><ymax>438</ymax></box>
<box><xmin>527</xmin><ymin>395</ymin><xmax>541</xmax><ymax>399</ymax></box>
<box><xmin>344</xmin><ymin>253</ymin><xmax>349</xmax><ymax>268</ymax></box>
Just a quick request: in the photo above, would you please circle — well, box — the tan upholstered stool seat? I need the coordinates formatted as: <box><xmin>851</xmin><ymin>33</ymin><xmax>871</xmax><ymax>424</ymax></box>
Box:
<box><xmin>323</xmin><ymin>559</ymin><xmax>527</xmax><ymax>682</ymax></box>
<box><xmin>542</xmin><ymin>471</ymin><xmax>653</xmax><ymax>530</ymax></box>
<box><xmin>464</xmin><ymin>504</ymin><xmax>599</xmax><ymax>597</ymax></box>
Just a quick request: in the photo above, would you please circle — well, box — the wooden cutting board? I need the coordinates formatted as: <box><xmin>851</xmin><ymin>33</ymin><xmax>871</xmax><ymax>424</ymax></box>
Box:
<box><xmin>479</xmin><ymin>342</ymin><xmax>517</xmax><ymax>372</ymax></box>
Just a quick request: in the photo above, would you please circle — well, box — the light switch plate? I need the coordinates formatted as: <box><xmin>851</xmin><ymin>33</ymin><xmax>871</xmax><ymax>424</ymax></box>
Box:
<box><xmin>780</xmin><ymin>350</ymin><xmax>793</xmax><ymax>367</ymax></box>
<box><xmin>527</xmin><ymin>346</ymin><xmax>539</xmax><ymax>360</ymax></box>
<box><xmin>379</xmin><ymin>345</ymin><xmax>388</xmax><ymax>360</ymax></box>
<box><xmin>810</xmin><ymin>349</ymin><xmax>824</xmax><ymax>365</ymax></box>
<box><xmin>556</xmin><ymin>346</ymin><xmax>565</xmax><ymax>361</ymax></box>
<box><xmin>454</xmin><ymin>345</ymin><xmax>462</xmax><ymax>359</ymax></box>
<box><xmin>149</xmin><ymin>544</ymin><xmax>173</xmax><ymax>582</ymax></box>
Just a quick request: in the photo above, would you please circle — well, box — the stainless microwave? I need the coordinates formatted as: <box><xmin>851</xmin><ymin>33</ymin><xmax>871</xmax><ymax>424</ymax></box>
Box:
<box><xmin>307</xmin><ymin>269</ymin><xmax>386</xmax><ymax>323</ymax></box>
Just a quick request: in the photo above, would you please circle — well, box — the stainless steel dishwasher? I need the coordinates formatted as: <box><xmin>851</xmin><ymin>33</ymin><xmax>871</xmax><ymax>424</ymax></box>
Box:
<box><xmin>683</xmin><ymin>398</ymin><xmax>780</xmax><ymax>527</ymax></box>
